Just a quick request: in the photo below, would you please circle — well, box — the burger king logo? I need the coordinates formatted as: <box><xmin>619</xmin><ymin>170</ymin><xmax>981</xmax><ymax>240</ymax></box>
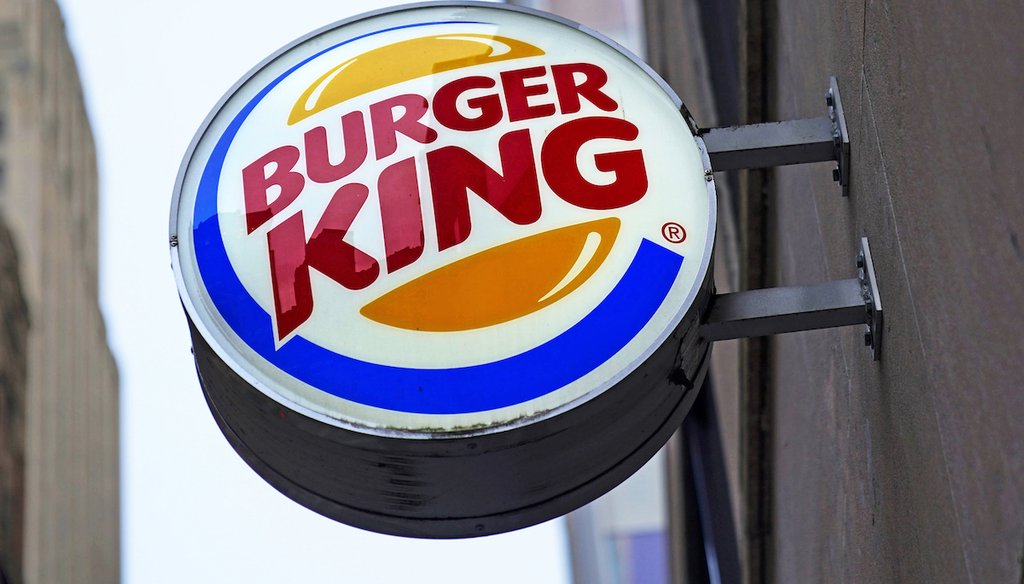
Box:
<box><xmin>172</xmin><ymin>4</ymin><xmax>715</xmax><ymax>435</ymax></box>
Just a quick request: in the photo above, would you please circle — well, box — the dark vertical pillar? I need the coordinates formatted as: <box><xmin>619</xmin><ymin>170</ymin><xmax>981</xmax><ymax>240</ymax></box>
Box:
<box><xmin>666</xmin><ymin>429</ymin><xmax>710</xmax><ymax>584</ymax></box>
<box><xmin>686</xmin><ymin>380</ymin><xmax>742</xmax><ymax>584</ymax></box>
<box><xmin>737</xmin><ymin>0</ymin><xmax>774</xmax><ymax>582</ymax></box>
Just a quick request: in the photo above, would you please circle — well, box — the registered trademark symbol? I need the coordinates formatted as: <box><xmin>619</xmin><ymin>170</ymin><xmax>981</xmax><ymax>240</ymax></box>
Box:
<box><xmin>662</xmin><ymin>222</ymin><xmax>686</xmax><ymax>243</ymax></box>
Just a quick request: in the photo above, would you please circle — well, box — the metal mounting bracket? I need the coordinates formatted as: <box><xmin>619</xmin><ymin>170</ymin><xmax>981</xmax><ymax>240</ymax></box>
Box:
<box><xmin>700</xmin><ymin>238</ymin><xmax>883</xmax><ymax>360</ymax></box>
<box><xmin>700</xmin><ymin>76</ymin><xmax>850</xmax><ymax>196</ymax></box>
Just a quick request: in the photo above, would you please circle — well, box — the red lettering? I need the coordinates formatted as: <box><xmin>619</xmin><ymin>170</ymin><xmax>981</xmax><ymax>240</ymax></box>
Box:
<box><xmin>247</xmin><ymin>64</ymin><xmax>647</xmax><ymax>325</ymax></box>
<box><xmin>433</xmin><ymin>76</ymin><xmax>503</xmax><ymax>132</ymax></box>
<box><xmin>369</xmin><ymin>94</ymin><xmax>438</xmax><ymax>160</ymax></box>
<box><xmin>541</xmin><ymin>116</ymin><xmax>647</xmax><ymax>210</ymax></box>
<box><xmin>242</xmin><ymin>146</ymin><xmax>304</xmax><ymax>233</ymax></box>
<box><xmin>377</xmin><ymin>157</ymin><xmax>424</xmax><ymax>273</ymax></box>
<box><xmin>551</xmin><ymin>63</ymin><xmax>618</xmax><ymax>114</ymax></box>
<box><xmin>303</xmin><ymin>111</ymin><xmax>368</xmax><ymax>183</ymax></box>
<box><xmin>266</xmin><ymin>214</ymin><xmax>310</xmax><ymax>340</ymax></box>
<box><xmin>266</xmin><ymin>184</ymin><xmax>379</xmax><ymax>339</ymax></box>
<box><xmin>500</xmin><ymin>66</ymin><xmax>556</xmax><ymax>122</ymax></box>
<box><xmin>427</xmin><ymin>129</ymin><xmax>541</xmax><ymax>251</ymax></box>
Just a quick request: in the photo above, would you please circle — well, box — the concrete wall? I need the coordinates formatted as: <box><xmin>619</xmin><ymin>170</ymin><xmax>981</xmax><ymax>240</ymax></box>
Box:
<box><xmin>0</xmin><ymin>0</ymin><xmax>119</xmax><ymax>581</ymax></box>
<box><xmin>767</xmin><ymin>1</ymin><xmax>1024</xmax><ymax>583</ymax></box>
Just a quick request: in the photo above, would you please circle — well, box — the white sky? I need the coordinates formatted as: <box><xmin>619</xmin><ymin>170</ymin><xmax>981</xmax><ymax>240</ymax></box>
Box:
<box><xmin>55</xmin><ymin>1</ymin><xmax>572</xmax><ymax>582</ymax></box>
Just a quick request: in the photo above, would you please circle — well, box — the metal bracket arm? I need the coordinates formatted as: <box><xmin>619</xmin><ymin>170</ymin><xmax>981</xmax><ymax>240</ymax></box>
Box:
<box><xmin>702</xmin><ymin>116</ymin><xmax>836</xmax><ymax>170</ymax></box>
<box><xmin>700</xmin><ymin>278</ymin><xmax>865</xmax><ymax>339</ymax></box>
<box><xmin>699</xmin><ymin>77</ymin><xmax>850</xmax><ymax>195</ymax></box>
<box><xmin>700</xmin><ymin>238</ymin><xmax>883</xmax><ymax>360</ymax></box>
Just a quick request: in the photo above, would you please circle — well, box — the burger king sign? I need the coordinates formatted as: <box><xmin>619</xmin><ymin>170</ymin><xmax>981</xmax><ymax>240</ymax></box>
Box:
<box><xmin>171</xmin><ymin>2</ymin><xmax>716</xmax><ymax>537</ymax></box>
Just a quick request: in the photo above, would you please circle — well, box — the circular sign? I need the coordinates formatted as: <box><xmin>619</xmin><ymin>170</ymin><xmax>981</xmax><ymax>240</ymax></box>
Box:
<box><xmin>171</xmin><ymin>2</ymin><xmax>715</xmax><ymax>537</ymax></box>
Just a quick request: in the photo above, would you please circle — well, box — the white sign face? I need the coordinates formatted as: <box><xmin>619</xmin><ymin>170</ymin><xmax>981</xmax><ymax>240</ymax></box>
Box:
<box><xmin>171</xmin><ymin>3</ymin><xmax>715</xmax><ymax>435</ymax></box>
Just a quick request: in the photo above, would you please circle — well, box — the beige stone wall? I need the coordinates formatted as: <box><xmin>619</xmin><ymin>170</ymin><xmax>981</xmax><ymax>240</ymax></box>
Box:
<box><xmin>0</xmin><ymin>0</ymin><xmax>119</xmax><ymax>581</ymax></box>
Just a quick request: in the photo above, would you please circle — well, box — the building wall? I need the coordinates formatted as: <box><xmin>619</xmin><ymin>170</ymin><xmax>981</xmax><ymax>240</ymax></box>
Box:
<box><xmin>767</xmin><ymin>2</ymin><xmax>1024</xmax><ymax>582</ymax></box>
<box><xmin>639</xmin><ymin>0</ymin><xmax>1024</xmax><ymax>582</ymax></box>
<box><xmin>0</xmin><ymin>0</ymin><xmax>119</xmax><ymax>581</ymax></box>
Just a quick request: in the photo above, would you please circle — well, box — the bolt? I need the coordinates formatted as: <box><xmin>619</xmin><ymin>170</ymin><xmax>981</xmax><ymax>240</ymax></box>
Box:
<box><xmin>704</xmin><ymin>169</ymin><xmax>713</xmax><ymax>182</ymax></box>
<box><xmin>169</xmin><ymin>235</ymin><xmax>179</xmax><ymax>247</ymax></box>
<box><xmin>832</xmin><ymin>168</ymin><xmax>841</xmax><ymax>182</ymax></box>
<box><xmin>826</xmin><ymin>92</ymin><xmax>835</xmax><ymax>107</ymax></box>
<box><xmin>856</xmin><ymin>255</ymin><xmax>865</xmax><ymax>269</ymax></box>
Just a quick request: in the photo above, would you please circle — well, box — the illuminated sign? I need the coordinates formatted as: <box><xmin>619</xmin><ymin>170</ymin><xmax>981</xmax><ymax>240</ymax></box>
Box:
<box><xmin>171</xmin><ymin>2</ymin><xmax>715</xmax><ymax>537</ymax></box>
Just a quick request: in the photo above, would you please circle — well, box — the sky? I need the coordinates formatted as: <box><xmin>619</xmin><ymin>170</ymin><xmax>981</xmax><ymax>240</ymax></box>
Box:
<box><xmin>54</xmin><ymin>1</ymin><xmax>572</xmax><ymax>582</ymax></box>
